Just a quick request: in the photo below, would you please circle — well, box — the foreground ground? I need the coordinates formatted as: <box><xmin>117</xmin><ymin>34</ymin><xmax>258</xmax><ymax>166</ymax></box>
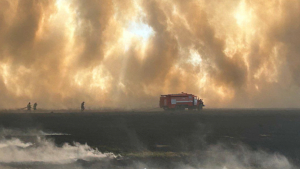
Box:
<box><xmin>0</xmin><ymin>109</ymin><xmax>300</xmax><ymax>168</ymax></box>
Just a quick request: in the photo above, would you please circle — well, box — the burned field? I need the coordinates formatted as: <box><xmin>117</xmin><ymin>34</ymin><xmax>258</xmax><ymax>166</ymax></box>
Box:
<box><xmin>1</xmin><ymin>109</ymin><xmax>300</xmax><ymax>168</ymax></box>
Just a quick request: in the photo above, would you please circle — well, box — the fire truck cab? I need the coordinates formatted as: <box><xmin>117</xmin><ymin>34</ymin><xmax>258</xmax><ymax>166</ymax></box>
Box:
<box><xmin>159</xmin><ymin>92</ymin><xmax>204</xmax><ymax>111</ymax></box>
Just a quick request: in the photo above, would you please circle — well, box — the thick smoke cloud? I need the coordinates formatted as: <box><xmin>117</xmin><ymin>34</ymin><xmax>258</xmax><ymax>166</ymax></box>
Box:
<box><xmin>0</xmin><ymin>0</ymin><xmax>300</xmax><ymax>109</ymax></box>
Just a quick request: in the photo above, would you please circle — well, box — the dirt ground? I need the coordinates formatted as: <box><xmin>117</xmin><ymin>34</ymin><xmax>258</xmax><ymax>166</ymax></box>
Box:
<box><xmin>1</xmin><ymin>109</ymin><xmax>300</xmax><ymax>168</ymax></box>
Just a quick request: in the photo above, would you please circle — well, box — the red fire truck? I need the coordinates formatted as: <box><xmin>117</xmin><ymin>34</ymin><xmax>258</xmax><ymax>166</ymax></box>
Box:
<box><xmin>159</xmin><ymin>92</ymin><xmax>204</xmax><ymax>111</ymax></box>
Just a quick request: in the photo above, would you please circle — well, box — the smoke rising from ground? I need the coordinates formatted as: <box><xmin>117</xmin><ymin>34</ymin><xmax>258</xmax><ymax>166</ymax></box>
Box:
<box><xmin>0</xmin><ymin>0</ymin><xmax>300</xmax><ymax>109</ymax></box>
<box><xmin>0</xmin><ymin>128</ymin><xmax>296</xmax><ymax>169</ymax></box>
<box><xmin>0</xmin><ymin>129</ymin><xmax>113</xmax><ymax>164</ymax></box>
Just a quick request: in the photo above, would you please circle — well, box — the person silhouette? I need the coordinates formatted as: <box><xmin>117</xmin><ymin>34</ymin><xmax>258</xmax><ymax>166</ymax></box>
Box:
<box><xmin>81</xmin><ymin>102</ymin><xmax>85</xmax><ymax>111</ymax></box>
<box><xmin>27</xmin><ymin>102</ymin><xmax>31</xmax><ymax>111</ymax></box>
<box><xmin>33</xmin><ymin>103</ymin><xmax>37</xmax><ymax>110</ymax></box>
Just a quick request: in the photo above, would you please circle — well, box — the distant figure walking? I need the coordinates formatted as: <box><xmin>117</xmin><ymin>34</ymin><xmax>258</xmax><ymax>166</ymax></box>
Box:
<box><xmin>81</xmin><ymin>102</ymin><xmax>85</xmax><ymax>111</ymax></box>
<box><xmin>199</xmin><ymin>99</ymin><xmax>204</xmax><ymax>106</ymax></box>
<box><xmin>27</xmin><ymin>102</ymin><xmax>31</xmax><ymax>111</ymax></box>
<box><xmin>33</xmin><ymin>103</ymin><xmax>37</xmax><ymax>110</ymax></box>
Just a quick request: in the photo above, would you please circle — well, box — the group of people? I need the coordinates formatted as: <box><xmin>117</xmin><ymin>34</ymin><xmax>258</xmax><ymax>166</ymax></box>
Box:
<box><xmin>25</xmin><ymin>102</ymin><xmax>85</xmax><ymax>111</ymax></box>
<box><xmin>26</xmin><ymin>102</ymin><xmax>37</xmax><ymax>111</ymax></box>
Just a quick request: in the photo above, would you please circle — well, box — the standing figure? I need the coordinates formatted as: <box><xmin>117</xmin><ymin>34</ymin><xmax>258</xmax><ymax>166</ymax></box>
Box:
<box><xmin>81</xmin><ymin>102</ymin><xmax>85</xmax><ymax>111</ymax></box>
<box><xmin>198</xmin><ymin>99</ymin><xmax>205</xmax><ymax>110</ymax></box>
<box><xmin>27</xmin><ymin>102</ymin><xmax>31</xmax><ymax>111</ymax></box>
<box><xmin>33</xmin><ymin>103</ymin><xmax>37</xmax><ymax>110</ymax></box>
<box><xmin>199</xmin><ymin>99</ymin><xmax>203</xmax><ymax>106</ymax></box>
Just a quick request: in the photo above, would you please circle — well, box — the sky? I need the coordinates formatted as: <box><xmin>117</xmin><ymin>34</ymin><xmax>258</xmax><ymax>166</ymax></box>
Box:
<box><xmin>0</xmin><ymin>0</ymin><xmax>300</xmax><ymax>109</ymax></box>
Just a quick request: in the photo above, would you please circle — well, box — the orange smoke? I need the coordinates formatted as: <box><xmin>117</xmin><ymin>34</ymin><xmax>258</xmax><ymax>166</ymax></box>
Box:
<box><xmin>0</xmin><ymin>0</ymin><xmax>300</xmax><ymax>109</ymax></box>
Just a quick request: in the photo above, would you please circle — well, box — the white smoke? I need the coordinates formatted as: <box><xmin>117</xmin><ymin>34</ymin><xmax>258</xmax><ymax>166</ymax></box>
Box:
<box><xmin>0</xmin><ymin>129</ymin><xmax>297</xmax><ymax>169</ymax></box>
<box><xmin>0</xmin><ymin>138</ymin><xmax>33</xmax><ymax>149</ymax></box>
<box><xmin>0</xmin><ymin>137</ymin><xmax>113</xmax><ymax>163</ymax></box>
<box><xmin>0</xmin><ymin>129</ymin><xmax>114</xmax><ymax>166</ymax></box>
<box><xmin>173</xmin><ymin>144</ymin><xmax>295</xmax><ymax>169</ymax></box>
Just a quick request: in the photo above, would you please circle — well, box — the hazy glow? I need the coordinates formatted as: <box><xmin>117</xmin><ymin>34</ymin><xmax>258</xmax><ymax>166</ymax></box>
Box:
<box><xmin>0</xmin><ymin>0</ymin><xmax>299</xmax><ymax>109</ymax></box>
<box><xmin>73</xmin><ymin>65</ymin><xmax>112</xmax><ymax>92</ymax></box>
<box><xmin>127</xmin><ymin>21</ymin><xmax>154</xmax><ymax>41</ymax></box>
<box><xmin>234</xmin><ymin>0</ymin><xmax>252</xmax><ymax>27</ymax></box>
<box><xmin>188</xmin><ymin>49</ymin><xmax>202</xmax><ymax>66</ymax></box>
<box><xmin>0</xmin><ymin>63</ymin><xmax>9</xmax><ymax>85</ymax></box>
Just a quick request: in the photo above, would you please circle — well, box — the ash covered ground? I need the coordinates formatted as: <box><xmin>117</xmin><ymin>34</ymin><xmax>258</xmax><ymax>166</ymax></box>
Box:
<box><xmin>0</xmin><ymin>109</ymin><xmax>300</xmax><ymax>169</ymax></box>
